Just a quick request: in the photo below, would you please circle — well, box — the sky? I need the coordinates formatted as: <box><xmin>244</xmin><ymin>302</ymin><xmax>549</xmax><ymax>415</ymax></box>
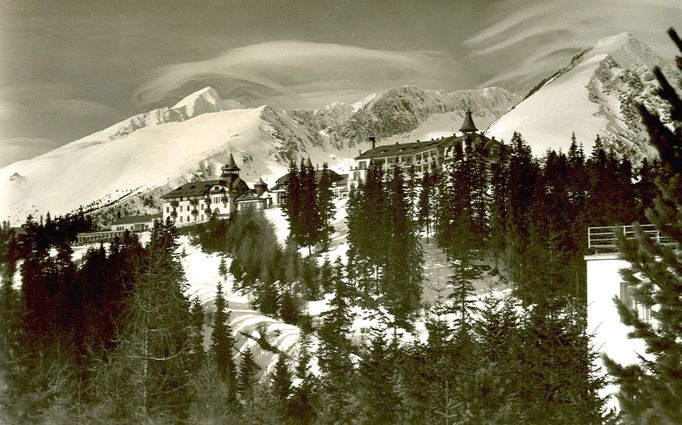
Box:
<box><xmin>1</xmin><ymin>0</ymin><xmax>681</xmax><ymax>167</ymax></box>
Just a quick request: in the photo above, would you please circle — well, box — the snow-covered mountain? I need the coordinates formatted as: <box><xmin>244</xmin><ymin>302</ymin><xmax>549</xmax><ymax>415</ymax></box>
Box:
<box><xmin>0</xmin><ymin>88</ymin><xmax>345</xmax><ymax>223</ymax></box>
<box><xmin>0</xmin><ymin>84</ymin><xmax>519</xmax><ymax>224</ymax></box>
<box><xmin>486</xmin><ymin>32</ymin><xmax>679</xmax><ymax>158</ymax></box>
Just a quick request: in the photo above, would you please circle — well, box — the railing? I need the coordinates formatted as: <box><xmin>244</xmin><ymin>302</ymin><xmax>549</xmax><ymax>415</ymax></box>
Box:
<box><xmin>588</xmin><ymin>224</ymin><xmax>677</xmax><ymax>252</ymax></box>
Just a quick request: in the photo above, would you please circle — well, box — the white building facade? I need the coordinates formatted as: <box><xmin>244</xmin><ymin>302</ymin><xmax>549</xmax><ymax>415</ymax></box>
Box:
<box><xmin>585</xmin><ymin>225</ymin><xmax>661</xmax><ymax>411</ymax></box>
<box><xmin>161</xmin><ymin>154</ymin><xmax>250</xmax><ymax>226</ymax></box>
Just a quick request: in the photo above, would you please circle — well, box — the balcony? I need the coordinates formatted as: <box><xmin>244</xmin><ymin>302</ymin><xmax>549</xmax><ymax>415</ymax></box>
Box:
<box><xmin>588</xmin><ymin>224</ymin><xmax>677</xmax><ymax>253</ymax></box>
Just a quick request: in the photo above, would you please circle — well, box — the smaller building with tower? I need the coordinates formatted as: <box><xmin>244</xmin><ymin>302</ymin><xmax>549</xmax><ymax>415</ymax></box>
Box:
<box><xmin>160</xmin><ymin>153</ymin><xmax>275</xmax><ymax>226</ymax></box>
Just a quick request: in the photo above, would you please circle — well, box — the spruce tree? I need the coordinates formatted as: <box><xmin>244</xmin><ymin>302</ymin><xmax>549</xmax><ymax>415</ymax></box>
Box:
<box><xmin>383</xmin><ymin>165</ymin><xmax>423</xmax><ymax>327</ymax></box>
<box><xmin>189</xmin><ymin>297</ymin><xmax>206</xmax><ymax>374</ymax></box>
<box><xmin>318</xmin><ymin>259</ymin><xmax>355</xmax><ymax>421</ymax></box>
<box><xmin>417</xmin><ymin>170</ymin><xmax>434</xmax><ymax>242</ymax></box>
<box><xmin>107</xmin><ymin>219</ymin><xmax>194</xmax><ymax>420</ymax></box>
<box><xmin>210</xmin><ymin>281</ymin><xmax>238</xmax><ymax>406</ymax></box>
<box><xmin>299</xmin><ymin>158</ymin><xmax>321</xmax><ymax>253</ymax></box>
<box><xmin>357</xmin><ymin>329</ymin><xmax>402</xmax><ymax>424</ymax></box>
<box><xmin>237</xmin><ymin>346</ymin><xmax>260</xmax><ymax>404</ymax></box>
<box><xmin>271</xmin><ymin>354</ymin><xmax>293</xmax><ymax>420</ymax></box>
<box><xmin>604</xmin><ymin>28</ymin><xmax>682</xmax><ymax>424</ymax></box>
<box><xmin>317</xmin><ymin>162</ymin><xmax>336</xmax><ymax>251</ymax></box>
<box><xmin>283</xmin><ymin>161</ymin><xmax>302</xmax><ymax>243</ymax></box>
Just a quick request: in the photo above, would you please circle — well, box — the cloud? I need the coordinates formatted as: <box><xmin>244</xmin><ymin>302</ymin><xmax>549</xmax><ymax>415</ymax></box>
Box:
<box><xmin>0</xmin><ymin>137</ymin><xmax>60</xmax><ymax>168</ymax></box>
<box><xmin>43</xmin><ymin>99</ymin><xmax>116</xmax><ymax>116</ymax></box>
<box><xmin>134</xmin><ymin>41</ymin><xmax>468</xmax><ymax>109</ymax></box>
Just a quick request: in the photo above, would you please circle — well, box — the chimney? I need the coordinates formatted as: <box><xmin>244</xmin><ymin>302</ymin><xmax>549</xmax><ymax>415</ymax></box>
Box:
<box><xmin>368</xmin><ymin>136</ymin><xmax>376</xmax><ymax>150</ymax></box>
<box><xmin>358</xmin><ymin>150</ymin><xmax>362</xmax><ymax>156</ymax></box>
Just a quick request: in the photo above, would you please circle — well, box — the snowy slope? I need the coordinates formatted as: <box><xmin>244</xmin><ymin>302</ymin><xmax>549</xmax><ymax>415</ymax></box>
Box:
<box><xmin>0</xmin><ymin>88</ymin><xmax>346</xmax><ymax>223</ymax></box>
<box><xmin>487</xmin><ymin>33</ymin><xmax>678</xmax><ymax>157</ymax></box>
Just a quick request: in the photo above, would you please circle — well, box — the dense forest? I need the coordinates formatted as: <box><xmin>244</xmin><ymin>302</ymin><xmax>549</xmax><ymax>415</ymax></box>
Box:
<box><xmin>0</xmin><ymin>30</ymin><xmax>679</xmax><ymax>425</ymax></box>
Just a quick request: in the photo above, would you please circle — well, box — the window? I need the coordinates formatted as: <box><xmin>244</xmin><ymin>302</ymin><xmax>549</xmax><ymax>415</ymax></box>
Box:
<box><xmin>620</xmin><ymin>282</ymin><xmax>652</xmax><ymax>322</ymax></box>
<box><xmin>180</xmin><ymin>216</ymin><xmax>183</xmax><ymax>222</ymax></box>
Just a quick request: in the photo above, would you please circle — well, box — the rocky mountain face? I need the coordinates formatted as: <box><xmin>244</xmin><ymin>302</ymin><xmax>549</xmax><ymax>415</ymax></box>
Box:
<box><xmin>487</xmin><ymin>32</ymin><xmax>679</xmax><ymax>158</ymax></box>
<box><xmin>291</xmin><ymin>86</ymin><xmax>521</xmax><ymax>147</ymax></box>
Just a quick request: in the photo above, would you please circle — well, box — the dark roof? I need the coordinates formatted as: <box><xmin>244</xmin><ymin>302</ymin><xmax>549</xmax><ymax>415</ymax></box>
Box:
<box><xmin>236</xmin><ymin>191</ymin><xmax>265</xmax><ymax>203</ymax></box>
<box><xmin>353</xmin><ymin>133</ymin><xmax>498</xmax><ymax>161</ymax></box>
<box><xmin>111</xmin><ymin>214</ymin><xmax>162</xmax><ymax>225</ymax></box>
<box><xmin>334</xmin><ymin>175</ymin><xmax>348</xmax><ymax>186</ymax></box>
<box><xmin>355</xmin><ymin>139</ymin><xmax>441</xmax><ymax>160</ymax></box>
<box><xmin>275</xmin><ymin>169</ymin><xmax>343</xmax><ymax>187</ymax></box>
<box><xmin>161</xmin><ymin>178</ymin><xmax>249</xmax><ymax>199</ymax></box>
<box><xmin>254</xmin><ymin>177</ymin><xmax>267</xmax><ymax>187</ymax></box>
<box><xmin>459</xmin><ymin>110</ymin><xmax>478</xmax><ymax>132</ymax></box>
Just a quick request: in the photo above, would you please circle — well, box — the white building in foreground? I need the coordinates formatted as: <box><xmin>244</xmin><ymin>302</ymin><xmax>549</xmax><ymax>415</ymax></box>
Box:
<box><xmin>585</xmin><ymin>224</ymin><xmax>670</xmax><ymax>410</ymax></box>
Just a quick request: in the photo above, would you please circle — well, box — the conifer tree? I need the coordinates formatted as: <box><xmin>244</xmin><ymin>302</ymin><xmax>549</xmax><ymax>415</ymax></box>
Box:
<box><xmin>604</xmin><ymin>28</ymin><xmax>682</xmax><ymax>424</ymax></box>
<box><xmin>210</xmin><ymin>282</ymin><xmax>238</xmax><ymax>406</ymax></box>
<box><xmin>446</xmin><ymin>256</ymin><xmax>479</xmax><ymax>344</ymax></box>
<box><xmin>383</xmin><ymin>165</ymin><xmax>423</xmax><ymax>326</ymax></box>
<box><xmin>189</xmin><ymin>297</ymin><xmax>206</xmax><ymax>374</ymax></box>
<box><xmin>283</xmin><ymin>161</ymin><xmax>302</xmax><ymax>243</ymax></box>
<box><xmin>417</xmin><ymin>170</ymin><xmax>435</xmax><ymax>242</ymax></box>
<box><xmin>299</xmin><ymin>158</ymin><xmax>320</xmax><ymax>253</ymax></box>
<box><xmin>106</xmin><ymin>219</ymin><xmax>194</xmax><ymax>420</ymax></box>
<box><xmin>489</xmin><ymin>140</ymin><xmax>509</xmax><ymax>268</ymax></box>
<box><xmin>279</xmin><ymin>289</ymin><xmax>300</xmax><ymax>325</ymax></box>
<box><xmin>317</xmin><ymin>162</ymin><xmax>336</xmax><ymax>250</ymax></box>
<box><xmin>318</xmin><ymin>259</ymin><xmax>355</xmax><ymax>421</ymax></box>
<box><xmin>357</xmin><ymin>330</ymin><xmax>401</xmax><ymax>424</ymax></box>
<box><xmin>271</xmin><ymin>354</ymin><xmax>293</xmax><ymax>421</ymax></box>
<box><xmin>288</xmin><ymin>332</ymin><xmax>316</xmax><ymax>424</ymax></box>
<box><xmin>319</xmin><ymin>257</ymin><xmax>333</xmax><ymax>293</ymax></box>
<box><xmin>238</xmin><ymin>346</ymin><xmax>260</xmax><ymax>404</ymax></box>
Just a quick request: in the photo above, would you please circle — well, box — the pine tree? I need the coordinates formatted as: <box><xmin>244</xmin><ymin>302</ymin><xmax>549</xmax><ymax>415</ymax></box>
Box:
<box><xmin>446</xmin><ymin>256</ymin><xmax>479</xmax><ymax>344</ymax></box>
<box><xmin>189</xmin><ymin>297</ymin><xmax>206</xmax><ymax>374</ymax></box>
<box><xmin>271</xmin><ymin>354</ymin><xmax>293</xmax><ymax>420</ymax></box>
<box><xmin>299</xmin><ymin>158</ymin><xmax>321</xmax><ymax>253</ymax></box>
<box><xmin>383</xmin><ymin>164</ymin><xmax>423</xmax><ymax>327</ymax></box>
<box><xmin>489</xmin><ymin>140</ymin><xmax>509</xmax><ymax>269</ymax></box>
<box><xmin>210</xmin><ymin>282</ymin><xmax>238</xmax><ymax>406</ymax></box>
<box><xmin>319</xmin><ymin>257</ymin><xmax>334</xmax><ymax>293</ymax></box>
<box><xmin>604</xmin><ymin>28</ymin><xmax>682</xmax><ymax>424</ymax></box>
<box><xmin>288</xmin><ymin>332</ymin><xmax>316</xmax><ymax>424</ymax></box>
<box><xmin>283</xmin><ymin>161</ymin><xmax>302</xmax><ymax>243</ymax></box>
<box><xmin>104</xmin><ymin>219</ymin><xmax>194</xmax><ymax>420</ymax></box>
<box><xmin>357</xmin><ymin>330</ymin><xmax>402</xmax><ymax>424</ymax></box>
<box><xmin>279</xmin><ymin>289</ymin><xmax>300</xmax><ymax>325</ymax></box>
<box><xmin>417</xmin><ymin>170</ymin><xmax>434</xmax><ymax>242</ymax></box>
<box><xmin>238</xmin><ymin>346</ymin><xmax>260</xmax><ymax>404</ymax></box>
<box><xmin>318</xmin><ymin>259</ymin><xmax>355</xmax><ymax>421</ymax></box>
<box><xmin>317</xmin><ymin>162</ymin><xmax>336</xmax><ymax>251</ymax></box>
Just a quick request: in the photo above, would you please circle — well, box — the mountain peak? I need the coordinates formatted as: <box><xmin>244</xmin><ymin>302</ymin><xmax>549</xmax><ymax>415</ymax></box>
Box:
<box><xmin>171</xmin><ymin>86</ymin><xmax>243</xmax><ymax>118</ymax></box>
<box><xmin>588</xmin><ymin>32</ymin><xmax>662</xmax><ymax>71</ymax></box>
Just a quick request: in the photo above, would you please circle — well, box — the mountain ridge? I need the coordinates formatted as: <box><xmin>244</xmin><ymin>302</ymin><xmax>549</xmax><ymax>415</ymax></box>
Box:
<box><xmin>486</xmin><ymin>32</ymin><xmax>678</xmax><ymax>157</ymax></box>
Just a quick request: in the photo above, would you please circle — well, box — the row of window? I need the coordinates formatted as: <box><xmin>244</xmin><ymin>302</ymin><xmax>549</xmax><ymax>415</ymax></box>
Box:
<box><xmin>166</xmin><ymin>200</ymin><xmax>228</xmax><ymax>213</ymax></box>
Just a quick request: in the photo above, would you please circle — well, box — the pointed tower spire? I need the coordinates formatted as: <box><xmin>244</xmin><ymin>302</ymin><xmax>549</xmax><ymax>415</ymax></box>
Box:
<box><xmin>221</xmin><ymin>151</ymin><xmax>241</xmax><ymax>179</ymax></box>
<box><xmin>459</xmin><ymin>109</ymin><xmax>478</xmax><ymax>133</ymax></box>
<box><xmin>227</xmin><ymin>152</ymin><xmax>240</xmax><ymax>171</ymax></box>
<box><xmin>305</xmin><ymin>157</ymin><xmax>313</xmax><ymax>168</ymax></box>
